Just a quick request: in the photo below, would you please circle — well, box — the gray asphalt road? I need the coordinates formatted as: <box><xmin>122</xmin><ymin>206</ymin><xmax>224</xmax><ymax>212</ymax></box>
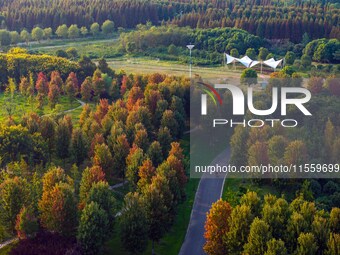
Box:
<box><xmin>179</xmin><ymin>147</ymin><xmax>231</xmax><ymax>255</ymax></box>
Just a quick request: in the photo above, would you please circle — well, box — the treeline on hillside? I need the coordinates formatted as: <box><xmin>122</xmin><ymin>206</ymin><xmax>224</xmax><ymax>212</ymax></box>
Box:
<box><xmin>0</xmin><ymin>20</ymin><xmax>116</xmax><ymax>46</ymax></box>
<box><xmin>119</xmin><ymin>26</ymin><xmax>340</xmax><ymax>65</ymax></box>
<box><xmin>0</xmin><ymin>0</ymin><xmax>338</xmax><ymax>41</ymax></box>
<box><xmin>170</xmin><ymin>5</ymin><xmax>340</xmax><ymax>42</ymax></box>
<box><xmin>204</xmin><ymin>191</ymin><xmax>340</xmax><ymax>255</ymax></box>
<box><xmin>0</xmin><ymin>67</ymin><xmax>190</xmax><ymax>254</ymax></box>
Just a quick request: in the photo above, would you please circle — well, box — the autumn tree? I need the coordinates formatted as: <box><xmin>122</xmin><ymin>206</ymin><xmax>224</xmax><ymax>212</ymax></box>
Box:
<box><xmin>284</xmin><ymin>140</ymin><xmax>307</xmax><ymax>166</ymax></box>
<box><xmin>81</xmin><ymin>77</ymin><xmax>93</xmax><ymax>101</ymax></box>
<box><xmin>19</xmin><ymin>76</ymin><xmax>30</xmax><ymax>96</ymax></box>
<box><xmin>137</xmin><ymin>158</ymin><xmax>156</xmax><ymax>192</ymax></box>
<box><xmin>35</xmin><ymin>72</ymin><xmax>48</xmax><ymax>108</ymax></box>
<box><xmin>248</xmin><ymin>141</ymin><xmax>269</xmax><ymax>167</ymax></box>
<box><xmin>15</xmin><ymin>206</ymin><xmax>39</xmax><ymax>239</ymax></box>
<box><xmin>48</xmin><ymin>82</ymin><xmax>60</xmax><ymax>109</ymax></box>
<box><xmin>307</xmin><ymin>77</ymin><xmax>323</xmax><ymax>94</ymax></box>
<box><xmin>267</xmin><ymin>135</ymin><xmax>287</xmax><ymax>165</ymax></box>
<box><xmin>50</xmin><ymin>71</ymin><xmax>63</xmax><ymax>91</ymax></box>
<box><xmin>204</xmin><ymin>199</ymin><xmax>232</xmax><ymax>255</ymax></box>
<box><xmin>65</xmin><ymin>72</ymin><xmax>79</xmax><ymax>104</ymax></box>
<box><xmin>79</xmin><ymin>166</ymin><xmax>106</xmax><ymax>207</ymax></box>
<box><xmin>92</xmin><ymin>143</ymin><xmax>114</xmax><ymax>179</ymax></box>
<box><xmin>126</xmin><ymin>145</ymin><xmax>145</xmax><ymax>189</ymax></box>
<box><xmin>39</xmin><ymin>182</ymin><xmax>77</xmax><ymax>235</ymax></box>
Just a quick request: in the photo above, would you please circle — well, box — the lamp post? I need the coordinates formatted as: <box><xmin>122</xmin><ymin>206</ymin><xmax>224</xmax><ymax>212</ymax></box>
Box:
<box><xmin>186</xmin><ymin>44</ymin><xmax>195</xmax><ymax>79</ymax></box>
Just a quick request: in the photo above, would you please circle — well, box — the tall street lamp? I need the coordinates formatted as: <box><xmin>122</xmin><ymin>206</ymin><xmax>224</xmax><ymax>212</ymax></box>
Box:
<box><xmin>186</xmin><ymin>44</ymin><xmax>195</xmax><ymax>79</ymax></box>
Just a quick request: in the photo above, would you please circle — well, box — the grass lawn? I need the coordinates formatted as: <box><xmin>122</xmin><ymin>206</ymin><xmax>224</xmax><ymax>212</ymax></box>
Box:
<box><xmin>222</xmin><ymin>178</ymin><xmax>298</xmax><ymax>207</ymax></box>
<box><xmin>0</xmin><ymin>93</ymin><xmax>82</xmax><ymax>123</ymax></box>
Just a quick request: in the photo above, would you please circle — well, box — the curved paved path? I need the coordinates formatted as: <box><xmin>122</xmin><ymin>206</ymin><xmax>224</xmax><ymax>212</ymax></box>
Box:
<box><xmin>179</xmin><ymin>147</ymin><xmax>231</xmax><ymax>255</ymax></box>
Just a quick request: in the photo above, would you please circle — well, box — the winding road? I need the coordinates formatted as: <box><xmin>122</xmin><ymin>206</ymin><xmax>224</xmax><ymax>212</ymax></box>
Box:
<box><xmin>179</xmin><ymin>147</ymin><xmax>231</xmax><ymax>255</ymax></box>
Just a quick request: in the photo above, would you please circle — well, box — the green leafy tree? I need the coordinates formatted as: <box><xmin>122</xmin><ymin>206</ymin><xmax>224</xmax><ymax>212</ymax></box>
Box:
<box><xmin>147</xmin><ymin>141</ymin><xmax>163</xmax><ymax>167</ymax></box>
<box><xmin>20</xmin><ymin>29</ymin><xmax>31</xmax><ymax>44</ymax></box>
<box><xmin>143</xmin><ymin>174</ymin><xmax>173</xmax><ymax>253</ymax></box>
<box><xmin>258</xmin><ymin>47</ymin><xmax>269</xmax><ymax>60</ymax></box>
<box><xmin>230</xmin><ymin>48</ymin><xmax>239</xmax><ymax>58</ymax></box>
<box><xmin>68</xmin><ymin>24</ymin><xmax>79</xmax><ymax>39</ymax></box>
<box><xmin>230</xmin><ymin>126</ymin><xmax>248</xmax><ymax>167</ymax></box>
<box><xmin>55</xmin><ymin>117</ymin><xmax>71</xmax><ymax>160</ymax></box>
<box><xmin>284</xmin><ymin>51</ymin><xmax>296</xmax><ymax>65</ymax></box>
<box><xmin>71</xmin><ymin>128</ymin><xmax>88</xmax><ymax>165</ymax></box>
<box><xmin>77</xmin><ymin>201</ymin><xmax>109</xmax><ymax>255</ymax></box>
<box><xmin>56</xmin><ymin>24</ymin><xmax>68</xmax><ymax>38</ymax></box>
<box><xmin>0</xmin><ymin>29</ymin><xmax>11</xmax><ymax>46</ymax></box>
<box><xmin>80</xmin><ymin>26</ymin><xmax>88</xmax><ymax>36</ymax></box>
<box><xmin>120</xmin><ymin>192</ymin><xmax>149</xmax><ymax>254</ymax></box>
<box><xmin>87</xmin><ymin>181</ymin><xmax>116</xmax><ymax>231</ymax></box>
<box><xmin>101</xmin><ymin>20</ymin><xmax>115</xmax><ymax>35</ymax></box>
<box><xmin>43</xmin><ymin>27</ymin><xmax>52</xmax><ymax>39</ymax></box>
<box><xmin>90</xmin><ymin>22</ymin><xmax>100</xmax><ymax>36</ymax></box>
<box><xmin>301</xmin><ymin>54</ymin><xmax>312</xmax><ymax>68</ymax></box>
<box><xmin>0</xmin><ymin>177</ymin><xmax>30</xmax><ymax>233</ymax></box>
<box><xmin>10</xmin><ymin>31</ymin><xmax>20</xmax><ymax>44</ymax></box>
<box><xmin>31</xmin><ymin>27</ymin><xmax>44</xmax><ymax>42</ymax></box>
<box><xmin>244</xmin><ymin>218</ymin><xmax>272</xmax><ymax>255</ymax></box>
<box><xmin>246</xmin><ymin>48</ymin><xmax>257</xmax><ymax>59</ymax></box>
<box><xmin>296</xmin><ymin>233</ymin><xmax>318</xmax><ymax>255</ymax></box>
<box><xmin>264</xmin><ymin>239</ymin><xmax>287</xmax><ymax>255</ymax></box>
<box><xmin>326</xmin><ymin>233</ymin><xmax>340</xmax><ymax>255</ymax></box>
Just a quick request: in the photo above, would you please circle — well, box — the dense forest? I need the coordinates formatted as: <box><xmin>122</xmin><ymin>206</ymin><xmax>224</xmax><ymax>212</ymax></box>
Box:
<box><xmin>0</xmin><ymin>0</ymin><xmax>339</xmax><ymax>42</ymax></box>
<box><xmin>0</xmin><ymin>50</ymin><xmax>191</xmax><ymax>254</ymax></box>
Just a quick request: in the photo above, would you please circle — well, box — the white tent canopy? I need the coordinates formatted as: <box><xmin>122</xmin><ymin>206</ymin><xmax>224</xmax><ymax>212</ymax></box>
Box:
<box><xmin>225</xmin><ymin>53</ymin><xmax>284</xmax><ymax>70</ymax></box>
<box><xmin>237</xmin><ymin>56</ymin><xmax>253</xmax><ymax>68</ymax></box>
<box><xmin>263</xmin><ymin>58</ymin><xmax>284</xmax><ymax>69</ymax></box>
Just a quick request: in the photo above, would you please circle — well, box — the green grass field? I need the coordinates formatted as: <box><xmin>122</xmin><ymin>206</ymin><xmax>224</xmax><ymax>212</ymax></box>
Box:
<box><xmin>0</xmin><ymin>93</ymin><xmax>82</xmax><ymax>122</ymax></box>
